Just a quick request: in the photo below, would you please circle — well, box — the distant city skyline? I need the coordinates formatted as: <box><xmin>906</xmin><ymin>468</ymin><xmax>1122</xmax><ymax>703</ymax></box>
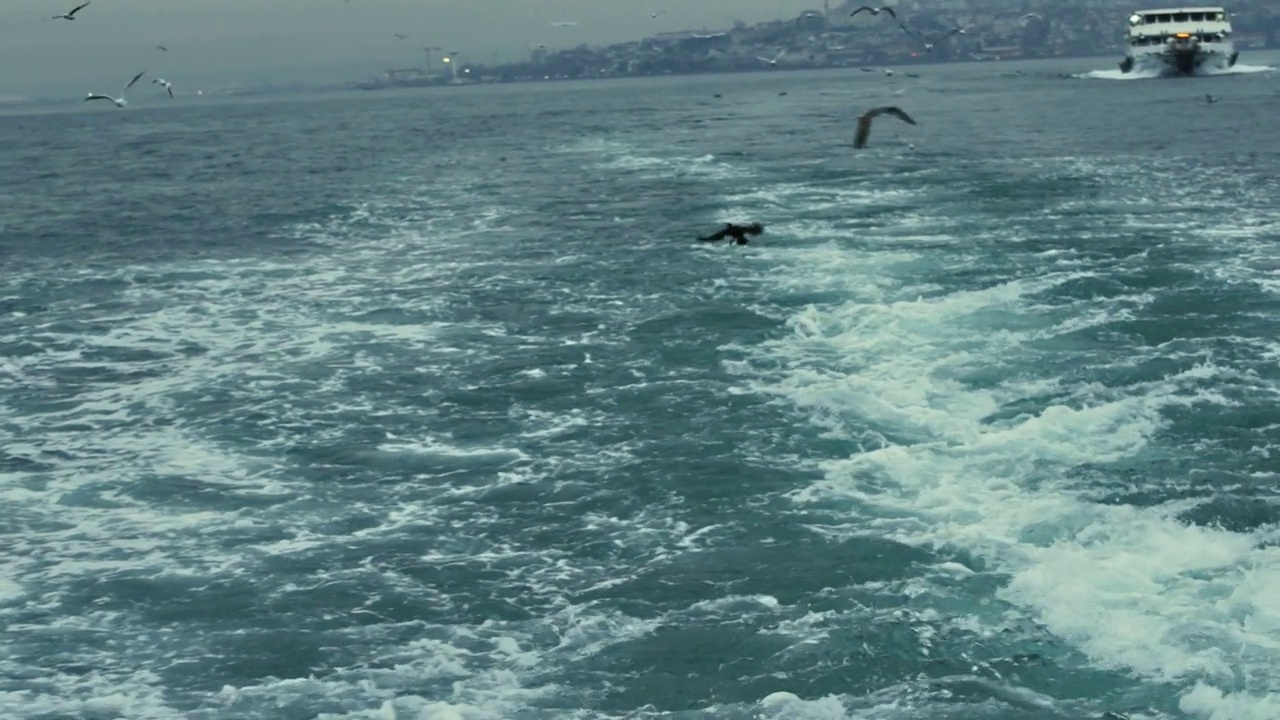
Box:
<box><xmin>0</xmin><ymin>1</ymin><xmax>832</xmax><ymax>99</ymax></box>
<box><xmin>3</xmin><ymin>1</ymin><xmax>1269</xmax><ymax>101</ymax></box>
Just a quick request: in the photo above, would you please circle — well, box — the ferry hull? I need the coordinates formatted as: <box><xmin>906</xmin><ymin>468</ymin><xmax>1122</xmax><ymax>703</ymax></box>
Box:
<box><xmin>1119</xmin><ymin>44</ymin><xmax>1237</xmax><ymax>76</ymax></box>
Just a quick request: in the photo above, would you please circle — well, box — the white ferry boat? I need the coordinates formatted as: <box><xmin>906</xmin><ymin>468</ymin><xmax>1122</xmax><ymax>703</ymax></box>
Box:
<box><xmin>1119</xmin><ymin>7</ymin><xmax>1239</xmax><ymax>76</ymax></box>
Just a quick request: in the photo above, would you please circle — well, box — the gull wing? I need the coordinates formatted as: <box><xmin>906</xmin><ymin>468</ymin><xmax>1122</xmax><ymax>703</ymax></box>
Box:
<box><xmin>67</xmin><ymin>1</ymin><xmax>91</xmax><ymax>18</ymax></box>
<box><xmin>124</xmin><ymin>70</ymin><xmax>146</xmax><ymax>92</ymax></box>
<box><xmin>882</xmin><ymin>106</ymin><xmax>917</xmax><ymax>125</ymax></box>
<box><xmin>897</xmin><ymin>22</ymin><xmax>926</xmax><ymax>43</ymax></box>
<box><xmin>854</xmin><ymin>106</ymin><xmax>917</xmax><ymax>149</ymax></box>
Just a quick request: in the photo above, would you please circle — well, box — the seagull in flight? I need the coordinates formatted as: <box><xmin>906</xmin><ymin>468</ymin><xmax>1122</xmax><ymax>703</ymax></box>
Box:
<box><xmin>756</xmin><ymin>49</ymin><xmax>787</xmax><ymax>66</ymax></box>
<box><xmin>549</xmin><ymin>21</ymin><xmax>578</xmax><ymax>27</ymax></box>
<box><xmin>156</xmin><ymin>45</ymin><xmax>168</xmax><ymax>52</ymax></box>
<box><xmin>84</xmin><ymin>70</ymin><xmax>146</xmax><ymax>108</ymax></box>
<box><xmin>899</xmin><ymin>23</ymin><xmax>969</xmax><ymax>52</ymax></box>
<box><xmin>850</xmin><ymin>6</ymin><xmax>897</xmax><ymax>19</ymax></box>
<box><xmin>1205</xmin><ymin>93</ymin><xmax>1219</xmax><ymax>104</ymax></box>
<box><xmin>52</xmin><ymin>1</ymin><xmax>90</xmax><ymax>20</ymax></box>
<box><xmin>853</xmin><ymin>106</ymin><xmax>917</xmax><ymax>149</ymax></box>
<box><xmin>153</xmin><ymin>78</ymin><xmax>174</xmax><ymax>98</ymax></box>
<box><xmin>394</xmin><ymin>33</ymin><xmax>408</xmax><ymax>40</ymax></box>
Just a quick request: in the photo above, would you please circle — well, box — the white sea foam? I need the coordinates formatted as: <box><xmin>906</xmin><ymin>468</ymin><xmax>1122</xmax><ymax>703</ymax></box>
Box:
<box><xmin>0</xmin><ymin>151</ymin><xmax>773</xmax><ymax>719</ymax></box>
<box><xmin>737</xmin><ymin>160</ymin><xmax>1280</xmax><ymax>718</ymax></box>
<box><xmin>1076</xmin><ymin>63</ymin><xmax>1272</xmax><ymax>80</ymax></box>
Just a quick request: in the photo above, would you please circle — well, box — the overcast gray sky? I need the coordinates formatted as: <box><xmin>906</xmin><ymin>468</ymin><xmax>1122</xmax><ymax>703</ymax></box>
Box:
<box><xmin>1</xmin><ymin>0</ymin><xmax>824</xmax><ymax>100</ymax></box>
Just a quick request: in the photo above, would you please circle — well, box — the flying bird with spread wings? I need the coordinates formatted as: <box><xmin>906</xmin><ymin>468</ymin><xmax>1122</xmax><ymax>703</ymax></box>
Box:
<box><xmin>52</xmin><ymin>1</ymin><xmax>90</xmax><ymax>20</ymax></box>
<box><xmin>853</xmin><ymin>106</ymin><xmax>917</xmax><ymax>149</ymax></box>
<box><xmin>850</xmin><ymin>6</ymin><xmax>898</xmax><ymax>19</ymax></box>
<box><xmin>899</xmin><ymin>22</ymin><xmax>970</xmax><ymax>52</ymax></box>
<box><xmin>84</xmin><ymin>70</ymin><xmax>147</xmax><ymax>108</ymax></box>
<box><xmin>756</xmin><ymin>50</ymin><xmax>787</xmax><ymax>66</ymax></box>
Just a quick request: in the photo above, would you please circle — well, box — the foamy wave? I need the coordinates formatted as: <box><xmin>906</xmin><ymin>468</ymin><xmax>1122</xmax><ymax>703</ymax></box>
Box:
<box><xmin>739</xmin><ymin>159</ymin><xmax>1280</xmax><ymax>718</ymax></box>
<box><xmin>1075</xmin><ymin>63</ymin><xmax>1273</xmax><ymax>80</ymax></box>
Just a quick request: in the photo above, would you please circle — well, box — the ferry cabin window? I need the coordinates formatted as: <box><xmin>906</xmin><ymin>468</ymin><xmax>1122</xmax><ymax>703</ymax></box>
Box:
<box><xmin>1138</xmin><ymin>10</ymin><xmax>1222</xmax><ymax>25</ymax></box>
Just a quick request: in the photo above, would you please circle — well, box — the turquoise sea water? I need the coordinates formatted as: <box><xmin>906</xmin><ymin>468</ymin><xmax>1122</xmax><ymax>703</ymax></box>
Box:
<box><xmin>3</xmin><ymin>54</ymin><xmax>1280</xmax><ymax>719</ymax></box>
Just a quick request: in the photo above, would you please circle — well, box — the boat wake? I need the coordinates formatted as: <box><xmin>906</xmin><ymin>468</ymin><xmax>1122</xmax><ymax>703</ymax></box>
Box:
<box><xmin>1074</xmin><ymin>67</ymin><xmax>1161</xmax><ymax>80</ymax></box>
<box><xmin>1203</xmin><ymin>62</ymin><xmax>1274</xmax><ymax>75</ymax></box>
<box><xmin>1076</xmin><ymin>62</ymin><xmax>1273</xmax><ymax>80</ymax></box>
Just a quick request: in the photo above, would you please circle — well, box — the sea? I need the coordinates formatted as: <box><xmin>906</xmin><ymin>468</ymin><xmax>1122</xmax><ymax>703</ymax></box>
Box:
<box><xmin>2</xmin><ymin>53</ymin><xmax>1279</xmax><ymax>720</ymax></box>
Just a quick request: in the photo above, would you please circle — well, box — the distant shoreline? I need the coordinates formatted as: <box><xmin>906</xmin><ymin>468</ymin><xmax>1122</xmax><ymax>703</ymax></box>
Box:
<box><xmin>4</xmin><ymin>48</ymin><xmax>1276</xmax><ymax>117</ymax></box>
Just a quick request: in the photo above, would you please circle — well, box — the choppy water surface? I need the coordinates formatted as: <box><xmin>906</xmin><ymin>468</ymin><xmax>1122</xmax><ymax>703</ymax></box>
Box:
<box><xmin>3</xmin><ymin>54</ymin><xmax>1280</xmax><ymax>720</ymax></box>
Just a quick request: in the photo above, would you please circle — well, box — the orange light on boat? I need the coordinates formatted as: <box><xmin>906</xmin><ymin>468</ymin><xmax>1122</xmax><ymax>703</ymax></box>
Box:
<box><xmin>1175</xmin><ymin>32</ymin><xmax>1191</xmax><ymax>38</ymax></box>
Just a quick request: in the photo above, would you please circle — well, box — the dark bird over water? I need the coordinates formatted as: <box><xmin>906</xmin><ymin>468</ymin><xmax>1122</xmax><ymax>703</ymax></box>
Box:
<box><xmin>1205</xmin><ymin>93</ymin><xmax>1219</xmax><ymax>104</ymax></box>
<box><xmin>698</xmin><ymin>223</ymin><xmax>764</xmax><ymax>245</ymax></box>
<box><xmin>850</xmin><ymin>6</ymin><xmax>898</xmax><ymax>19</ymax></box>
<box><xmin>854</xmin><ymin>106</ymin><xmax>917</xmax><ymax>149</ymax></box>
<box><xmin>52</xmin><ymin>1</ymin><xmax>90</xmax><ymax>20</ymax></box>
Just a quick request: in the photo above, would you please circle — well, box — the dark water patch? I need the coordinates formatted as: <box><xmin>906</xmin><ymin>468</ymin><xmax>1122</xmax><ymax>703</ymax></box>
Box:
<box><xmin>173</xmin><ymin>629</ymin><xmax>331</xmax><ymax>694</ymax></box>
<box><xmin>78</xmin><ymin>345</ymin><xmax>174</xmax><ymax>365</ymax></box>
<box><xmin>0</xmin><ymin>452</ymin><xmax>52</xmax><ymax>473</ymax></box>
<box><xmin>121</xmin><ymin>475</ymin><xmax>295</xmax><ymax>510</ymax></box>
<box><xmin>1177</xmin><ymin>494</ymin><xmax>1280</xmax><ymax>533</ymax></box>
<box><xmin>1044</xmin><ymin>274</ymin><xmax>1138</xmax><ymax>302</ymax></box>
<box><xmin>0</xmin><ymin>298</ymin><xmax>48</xmax><ymax>316</ymax></box>
<box><xmin>0</xmin><ymin>340</ymin><xmax>48</xmax><ymax>358</ymax></box>
<box><xmin>282</xmin><ymin>440</ymin><xmax>498</xmax><ymax>482</ymax></box>
<box><xmin>632</xmin><ymin>304</ymin><xmax>781</xmax><ymax>340</ymax></box>
<box><xmin>579</xmin><ymin>536</ymin><xmax>933</xmax><ymax>613</ymax></box>
<box><xmin>124</xmin><ymin>270</ymin><xmax>228</xmax><ymax>286</ymax></box>
<box><xmin>54</xmin><ymin>482</ymin><xmax>130</xmax><ymax>510</ymax></box>
<box><xmin>464</xmin><ymin>478</ymin><xmax>599</xmax><ymax>506</ymax></box>
<box><xmin>54</xmin><ymin>573</ymin><xmax>261</xmax><ymax>625</ymax></box>
<box><xmin>1077</xmin><ymin>456</ymin><xmax>1210</xmax><ymax>507</ymax></box>
<box><xmin>42</xmin><ymin>362</ymin><xmax>167</xmax><ymax>389</ymax></box>
<box><xmin>587</xmin><ymin>625</ymin><xmax>796</xmax><ymax>712</ymax></box>
<box><xmin>335</xmin><ymin>307</ymin><xmax>436</xmax><ymax>326</ymax></box>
